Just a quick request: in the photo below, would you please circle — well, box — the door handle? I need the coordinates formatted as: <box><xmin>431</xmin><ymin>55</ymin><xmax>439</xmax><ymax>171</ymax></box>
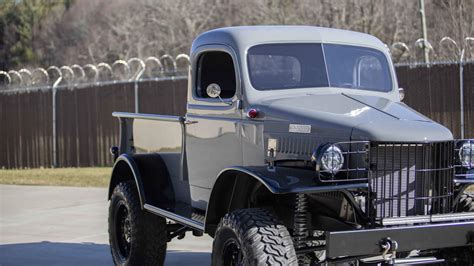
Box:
<box><xmin>184</xmin><ymin>119</ymin><xmax>198</xmax><ymax>125</ymax></box>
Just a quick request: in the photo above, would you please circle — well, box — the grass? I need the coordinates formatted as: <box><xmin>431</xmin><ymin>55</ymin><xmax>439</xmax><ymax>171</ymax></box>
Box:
<box><xmin>0</xmin><ymin>167</ymin><xmax>110</xmax><ymax>187</ymax></box>
<box><xmin>1</xmin><ymin>167</ymin><xmax>473</xmax><ymax>193</ymax></box>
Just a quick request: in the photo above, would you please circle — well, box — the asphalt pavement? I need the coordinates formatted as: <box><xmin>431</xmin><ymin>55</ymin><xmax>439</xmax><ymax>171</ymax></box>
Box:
<box><xmin>0</xmin><ymin>184</ymin><xmax>213</xmax><ymax>265</ymax></box>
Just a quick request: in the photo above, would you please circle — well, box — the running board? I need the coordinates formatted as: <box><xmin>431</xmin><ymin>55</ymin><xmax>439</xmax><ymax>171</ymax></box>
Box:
<box><xmin>144</xmin><ymin>204</ymin><xmax>205</xmax><ymax>231</ymax></box>
<box><xmin>393</xmin><ymin>257</ymin><xmax>444</xmax><ymax>265</ymax></box>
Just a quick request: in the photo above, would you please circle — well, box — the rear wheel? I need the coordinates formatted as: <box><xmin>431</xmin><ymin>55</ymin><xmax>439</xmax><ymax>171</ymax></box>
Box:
<box><xmin>109</xmin><ymin>181</ymin><xmax>167</xmax><ymax>265</ymax></box>
<box><xmin>212</xmin><ymin>208</ymin><xmax>297</xmax><ymax>266</ymax></box>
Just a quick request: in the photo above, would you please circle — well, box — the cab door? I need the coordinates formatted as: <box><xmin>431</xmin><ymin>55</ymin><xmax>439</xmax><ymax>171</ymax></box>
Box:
<box><xmin>185</xmin><ymin>45</ymin><xmax>242</xmax><ymax>210</ymax></box>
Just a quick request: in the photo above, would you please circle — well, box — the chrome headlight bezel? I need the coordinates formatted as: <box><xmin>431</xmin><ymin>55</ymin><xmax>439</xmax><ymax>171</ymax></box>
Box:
<box><xmin>459</xmin><ymin>141</ymin><xmax>473</xmax><ymax>168</ymax></box>
<box><xmin>312</xmin><ymin>144</ymin><xmax>345</xmax><ymax>174</ymax></box>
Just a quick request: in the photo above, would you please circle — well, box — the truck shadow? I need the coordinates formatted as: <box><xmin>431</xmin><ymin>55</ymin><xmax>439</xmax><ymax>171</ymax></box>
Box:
<box><xmin>0</xmin><ymin>242</ymin><xmax>211</xmax><ymax>266</ymax></box>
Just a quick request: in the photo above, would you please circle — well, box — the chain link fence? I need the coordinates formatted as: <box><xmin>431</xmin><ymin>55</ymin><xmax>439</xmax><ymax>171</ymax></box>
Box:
<box><xmin>0</xmin><ymin>36</ymin><xmax>473</xmax><ymax>91</ymax></box>
<box><xmin>0</xmin><ymin>54</ymin><xmax>190</xmax><ymax>92</ymax></box>
<box><xmin>0</xmin><ymin>37</ymin><xmax>473</xmax><ymax>168</ymax></box>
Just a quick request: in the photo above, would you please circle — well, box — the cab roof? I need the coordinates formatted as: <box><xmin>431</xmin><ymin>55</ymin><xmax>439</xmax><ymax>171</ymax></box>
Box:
<box><xmin>191</xmin><ymin>26</ymin><xmax>386</xmax><ymax>55</ymax></box>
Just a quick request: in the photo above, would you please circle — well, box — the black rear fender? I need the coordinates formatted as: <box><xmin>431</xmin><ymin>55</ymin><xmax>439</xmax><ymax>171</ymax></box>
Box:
<box><xmin>108</xmin><ymin>154</ymin><xmax>175</xmax><ymax>209</ymax></box>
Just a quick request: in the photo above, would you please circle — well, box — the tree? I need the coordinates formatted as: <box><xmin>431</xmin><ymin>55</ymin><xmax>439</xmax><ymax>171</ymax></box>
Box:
<box><xmin>1</xmin><ymin>0</ymin><xmax>473</xmax><ymax>69</ymax></box>
<box><xmin>0</xmin><ymin>0</ymin><xmax>71</xmax><ymax>69</ymax></box>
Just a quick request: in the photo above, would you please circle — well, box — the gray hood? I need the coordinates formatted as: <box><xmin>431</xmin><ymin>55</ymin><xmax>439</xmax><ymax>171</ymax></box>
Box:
<box><xmin>259</xmin><ymin>93</ymin><xmax>453</xmax><ymax>142</ymax></box>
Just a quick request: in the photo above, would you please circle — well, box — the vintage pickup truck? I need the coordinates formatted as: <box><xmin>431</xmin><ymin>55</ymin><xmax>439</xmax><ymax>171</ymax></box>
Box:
<box><xmin>107</xmin><ymin>26</ymin><xmax>474</xmax><ymax>265</ymax></box>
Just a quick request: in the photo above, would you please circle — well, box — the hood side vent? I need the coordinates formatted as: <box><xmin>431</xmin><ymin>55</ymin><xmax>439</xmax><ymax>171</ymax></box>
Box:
<box><xmin>278</xmin><ymin>136</ymin><xmax>318</xmax><ymax>156</ymax></box>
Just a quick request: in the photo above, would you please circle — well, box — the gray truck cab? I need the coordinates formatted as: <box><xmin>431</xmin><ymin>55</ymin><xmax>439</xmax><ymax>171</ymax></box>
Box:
<box><xmin>108</xmin><ymin>26</ymin><xmax>474</xmax><ymax>265</ymax></box>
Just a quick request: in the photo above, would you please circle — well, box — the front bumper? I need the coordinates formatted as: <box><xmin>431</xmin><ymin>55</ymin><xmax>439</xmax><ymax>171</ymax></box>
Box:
<box><xmin>326</xmin><ymin>221</ymin><xmax>474</xmax><ymax>258</ymax></box>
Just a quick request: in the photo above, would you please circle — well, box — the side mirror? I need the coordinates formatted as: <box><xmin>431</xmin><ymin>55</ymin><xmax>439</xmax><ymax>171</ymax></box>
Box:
<box><xmin>205</xmin><ymin>83</ymin><xmax>232</xmax><ymax>106</ymax></box>
<box><xmin>398</xmin><ymin>88</ymin><xmax>405</xmax><ymax>101</ymax></box>
<box><xmin>206</xmin><ymin>83</ymin><xmax>221</xmax><ymax>98</ymax></box>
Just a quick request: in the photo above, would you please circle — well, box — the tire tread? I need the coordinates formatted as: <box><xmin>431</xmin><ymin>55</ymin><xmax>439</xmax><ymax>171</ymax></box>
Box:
<box><xmin>457</xmin><ymin>193</ymin><xmax>474</xmax><ymax>212</ymax></box>
<box><xmin>213</xmin><ymin>208</ymin><xmax>297</xmax><ymax>266</ymax></box>
<box><xmin>109</xmin><ymin>181</ymin><xmax>167</xmax><ymax>266</ymax></box>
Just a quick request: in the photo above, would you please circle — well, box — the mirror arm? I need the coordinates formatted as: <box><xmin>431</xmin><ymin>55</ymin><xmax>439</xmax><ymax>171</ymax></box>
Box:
<box><xmin>218</xmin><ymin>96</ymin><xmax>233</xmax><ymax>106</ymax></box>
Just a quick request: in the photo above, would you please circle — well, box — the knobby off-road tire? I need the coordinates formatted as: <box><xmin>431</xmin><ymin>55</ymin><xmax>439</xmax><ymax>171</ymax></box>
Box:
<box><xmin>212</xmin><ymin>208</ymin><xmax>297</xmax><ymax>266</ymax></box>
<box><xmin>456</xmin><ymin>193</ymin><xmax>474</xmax><ymax>212</ymax></box>
<box><xmin>109</xmin><ymin>181</ymin><xmax>167</xmax><ymax>266</ymax></box>
<box><xmin>447</xmin><ymin>193</ymin><xmax>474</xmax><ymax>265</ymax></box>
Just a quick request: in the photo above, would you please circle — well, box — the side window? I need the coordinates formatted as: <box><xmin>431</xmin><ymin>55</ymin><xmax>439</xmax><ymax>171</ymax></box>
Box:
<box><xmin>197</xmin><ymin>51</ymin><xmax>236</xmax><ymax>99</ymax></box>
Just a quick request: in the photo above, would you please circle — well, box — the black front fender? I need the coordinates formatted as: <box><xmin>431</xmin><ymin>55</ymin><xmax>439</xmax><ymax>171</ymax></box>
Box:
<box><xmin>217</xmin><ymin>166</ymin><xmax>367</xmax><ymax>194</ymax></box>
<box><xmin>204</xmin><ymin>166</ymin><xmax>367</xmax><ymax>235</ymax></box>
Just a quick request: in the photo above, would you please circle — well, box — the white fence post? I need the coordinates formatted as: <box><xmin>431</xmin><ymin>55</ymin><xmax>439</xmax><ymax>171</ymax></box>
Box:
<box><xmin>127</xmin><ymin>58</ymin><xmax>145</xmax><ymax>113</ymax></box>
<box><xmin>47</xmin><ymin>66</ymin><xmax>62</xmax><ymax>168</ymax></box>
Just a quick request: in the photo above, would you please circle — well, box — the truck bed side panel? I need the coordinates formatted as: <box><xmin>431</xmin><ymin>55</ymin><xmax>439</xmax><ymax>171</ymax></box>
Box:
<box><xmin>133</xmin><ymin>119</ymin><xmax>190</xmax><ymax>204</ymax></box>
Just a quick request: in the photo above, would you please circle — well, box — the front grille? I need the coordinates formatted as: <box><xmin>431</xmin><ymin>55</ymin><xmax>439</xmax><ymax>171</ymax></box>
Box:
<box><xmin>369</xmin><ymin>142</ymin><xmax>454</xmax><ymax>220</ymax></box>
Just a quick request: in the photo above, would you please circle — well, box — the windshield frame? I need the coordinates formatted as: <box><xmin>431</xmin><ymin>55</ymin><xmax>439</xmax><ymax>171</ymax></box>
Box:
<box><xmin>245</xmin><ymin>42</ymin><xmax>394</xmax><ymax>93</ymax></box>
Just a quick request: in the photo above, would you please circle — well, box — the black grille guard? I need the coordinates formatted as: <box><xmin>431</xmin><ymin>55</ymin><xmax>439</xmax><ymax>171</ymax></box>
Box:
<box><xmin>381</xmin><ymin>211</ymin><xmax>474</xmax><ymax>226</ymax></box>
<box><xmin>326</xmin><ymin>220</ymin><xmax>474</xmax><ymax>258</ymax></box>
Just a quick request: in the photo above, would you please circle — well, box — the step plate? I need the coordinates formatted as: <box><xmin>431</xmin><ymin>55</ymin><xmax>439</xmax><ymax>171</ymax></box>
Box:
<box><xmin>144</xmin><ymin>203</ymin><xmax>205</xmax><ymax>231</ymax></box>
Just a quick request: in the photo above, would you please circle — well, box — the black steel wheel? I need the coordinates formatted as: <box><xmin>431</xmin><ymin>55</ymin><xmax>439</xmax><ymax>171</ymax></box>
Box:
<box><xmin>222</xmin><ymin>236</ymin><xmax>244</xmax><ymax>265</ymax></box>
<box><xmin>211</xmin><ymin>208</ymin><xmax>297</xmax><ymax>266</ymax></box>
<box><xmin>114</xmin><ymin>201</ymin><xmax>132</xmax><ymax>260</ymax></box>
<box><xmin>109</xmin><ymin>181</ymin><xmax>167</xmax><ymax>266</ymax></box>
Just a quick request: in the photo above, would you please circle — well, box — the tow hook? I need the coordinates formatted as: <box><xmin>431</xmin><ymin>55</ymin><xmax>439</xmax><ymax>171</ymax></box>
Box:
<box><xmin>379</xmin><ymin>237</ymin><xmax>398</xmax><ymax>263</ymax></box>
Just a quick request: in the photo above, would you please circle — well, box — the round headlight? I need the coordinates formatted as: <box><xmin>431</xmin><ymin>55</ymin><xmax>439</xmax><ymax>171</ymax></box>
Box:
<box><xmin>459</xmin><ymin>142</ymin><xmax>473</xmax><ymax>168</ymax></box>
<box><xmin>321</xmin><ymin>145</ymin><xmax>344</xmax><ymax>174</ymax></box>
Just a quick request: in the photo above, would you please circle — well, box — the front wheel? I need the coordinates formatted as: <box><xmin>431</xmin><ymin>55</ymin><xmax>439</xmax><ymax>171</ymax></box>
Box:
<box><xmin>109</xmin><ymin>181</ymin><xmax>167</xmax><ymax>265</ymax></box>
<box><xmin>211</xmin><ymin>208</ymin><xmax>297</xmax><ymax>266</ymax></box>
<box><xmin>456</xmin><ymin>193</ymin><xmax>474</xmax><ymax>212</ymax></box>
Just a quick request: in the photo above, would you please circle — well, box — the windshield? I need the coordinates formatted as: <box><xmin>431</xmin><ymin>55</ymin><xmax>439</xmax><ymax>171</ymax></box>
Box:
<box><xmin>247</xmin><ymin>43</ymin><xmax>393</xmax><ymax>92</ymax></box>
